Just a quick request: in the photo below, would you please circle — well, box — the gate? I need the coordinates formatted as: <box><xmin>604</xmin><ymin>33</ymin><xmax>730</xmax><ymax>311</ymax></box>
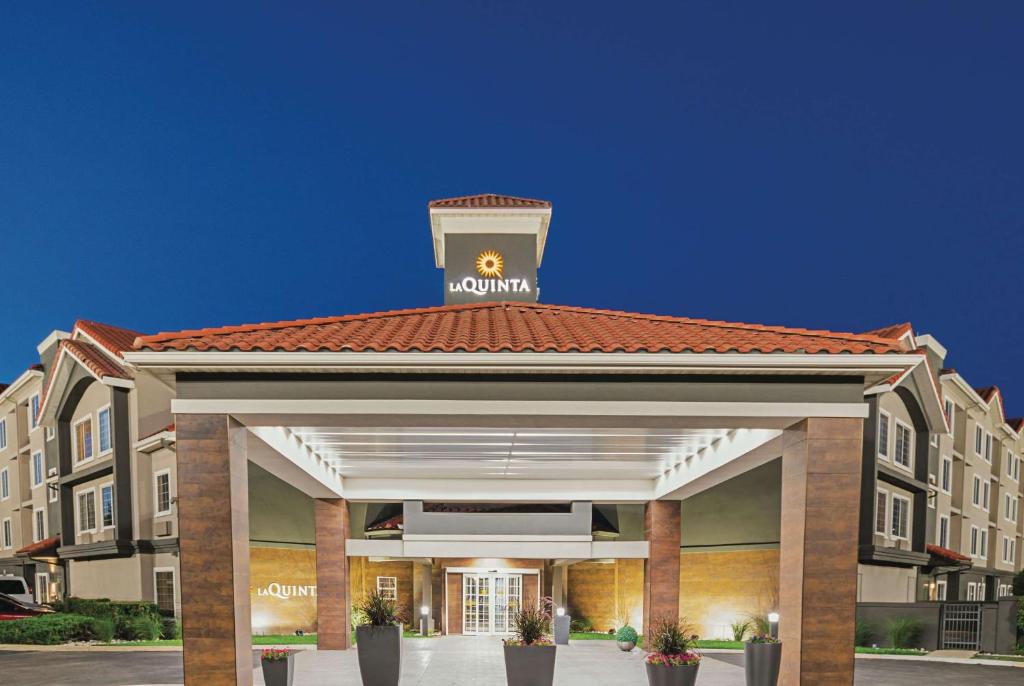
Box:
<box><xmin>940</xmin><ymin>603</ymin><xmax>982</xmax><ymax>650</ymax></box>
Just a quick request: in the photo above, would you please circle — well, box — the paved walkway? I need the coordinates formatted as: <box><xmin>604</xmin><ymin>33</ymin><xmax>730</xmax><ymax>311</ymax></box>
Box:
<box><xmin>253</xmin><ymin>637</ymin><xmax>744</xmax><ymax>685</ymax></box>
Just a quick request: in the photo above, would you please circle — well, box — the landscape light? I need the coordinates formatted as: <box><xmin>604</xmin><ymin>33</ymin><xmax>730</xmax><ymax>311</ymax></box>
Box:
<box><xmin>556</xmin><ymin>607</ymin><xmax>566</xmax><ymax>617</ymax></box>
<box><xmin>768</xmin><ymin>612</ymin><xmax>779</xmax><ymax>623</ymax></box>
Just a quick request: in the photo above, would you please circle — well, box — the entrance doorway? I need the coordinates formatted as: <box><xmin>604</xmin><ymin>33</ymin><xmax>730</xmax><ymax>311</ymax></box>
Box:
<box><xmin>463</xmin><ymin>573</ymin><xmax>522</xmax><ymax>635</ymax></box>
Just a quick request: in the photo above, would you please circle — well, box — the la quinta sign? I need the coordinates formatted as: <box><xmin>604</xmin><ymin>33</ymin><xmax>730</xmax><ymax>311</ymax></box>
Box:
<box><xmin>448</xmin><ymin>249</ymin><xmax>532</xmax><ymax>297</ymax></box>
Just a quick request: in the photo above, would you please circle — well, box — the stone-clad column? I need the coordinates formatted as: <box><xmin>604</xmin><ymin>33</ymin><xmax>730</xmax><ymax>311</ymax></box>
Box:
<box><xmin>176</xmin><ymin>414</ymin><xmax>251</xmax><ymax>686</ymax></box>
<box><xmin>780</xmin><ymin>418</ymin><xmax>863</xmax><ymax>685</ymax></box>
<box><xmin>642</xmin><ymin>499</ymin><xmax>681</xmax><ymax>639</ymax></box>
<box><xmin>315</xmin><ymin>498</ymin><xmax>350</xmax><ymax>649</ymax></box>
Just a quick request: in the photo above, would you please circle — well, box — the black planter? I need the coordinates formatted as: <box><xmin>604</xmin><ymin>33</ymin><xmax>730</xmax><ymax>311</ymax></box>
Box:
<box><xmin>744</xmin><ymin>642</ymin><xmax>782</xmax><ymax>686</ymax></box>
<box><xmin>644</xmin><ymin>662</ymin><xmax>699</xmax><ymax>686</ymax></box>
<box><xmin>503</xmin><ymin>644</ymin><xmax>556</xmax><ymax>686</ymax></box>
<box><xmin>261</xmin><ymin>655</ymin><xmax>294</xmax><ymax>686</ymax></box>
<box><xmin>356</xmin><ymin>625</ymin><xmax>402</xmax><ymax>686</ymax></box>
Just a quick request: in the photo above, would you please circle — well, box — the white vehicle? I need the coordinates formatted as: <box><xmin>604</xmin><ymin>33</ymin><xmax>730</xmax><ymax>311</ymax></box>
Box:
<box><xmin>0</xmin><ymin>575</ymin><xmax>32</xmax><ymax>604</ymax></box>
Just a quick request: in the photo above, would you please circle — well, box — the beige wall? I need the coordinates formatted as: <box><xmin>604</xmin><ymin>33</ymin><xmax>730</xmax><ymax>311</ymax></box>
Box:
<box><xmin>69</xmin><ymin>556</ymin><xmax>143</xmax><ymax>600</ymax></box>
<box><xmin>857</xmin><ymin>563</ymin><xmax>917</xmax><ymax>602</ymax></box>
<box><xmin>566</xmin><ymin>559</ymin><xmax>643</xmax><ymax>632</ymax></box>
<box><xmin>678</xmin><ymin>548</ymin><xmax>779</xmax><ymax>639</ymax></box>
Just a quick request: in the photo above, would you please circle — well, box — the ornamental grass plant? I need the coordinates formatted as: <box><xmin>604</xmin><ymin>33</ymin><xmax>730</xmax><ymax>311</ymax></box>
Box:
<box><xmin>645</xmin><ymin>617</ymin><xmax>701</xmax><ymax>666</ymax></box>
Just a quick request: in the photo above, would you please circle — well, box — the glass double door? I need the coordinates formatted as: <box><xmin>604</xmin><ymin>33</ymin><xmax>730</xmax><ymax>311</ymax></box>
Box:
<box><xmin>463</xmin><ymin>573</ymin><xmax>522</xmax><ymax>635</ymax></box>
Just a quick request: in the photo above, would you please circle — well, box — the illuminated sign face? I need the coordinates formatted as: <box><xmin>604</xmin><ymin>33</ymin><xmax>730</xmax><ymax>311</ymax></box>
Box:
<box><xmin>448</xmin><ymin>249</ymin><xmax>532</xmax><ymax>298</ymax></box>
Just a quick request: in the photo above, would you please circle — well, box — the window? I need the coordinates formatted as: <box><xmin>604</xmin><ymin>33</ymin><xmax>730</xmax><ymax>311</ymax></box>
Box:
<box><xmin>376</xmin><ymin>576</ymin><xmax>397</xmax><ymax>601</ymax></box>
<box><xmin>45</xmin><ymin>425</ymin><xmax>54</xmax><ymax>440</ymax></box>
<box><xmin>31</xmin><ymin>451</ymin><xmax>44</xmax><ymax>488</ymax></box>
<box><xmin>73</xmin><ymin>416</ymin><xmax>94</xmax><ymax>463</ymax></box>
<box><xmin>0</xmin><ymin>418</ymin><xmax>6</xmax><ymax>449</ymax></box>
<box><xmin>970</xmin><ymin>526</ymin><xmax>979</xmax><ymax>556</ymax></box>
<box><xmin>29</xmin><ymin>394</ymin><xmax>40</xmax><ymax>430</ymax></box>
<box><xmin>972</xmin><ymin>475</ymin><xmax>981</xmax><ymax>506</ymax></box>
<box><xmin>984</xmin><ymin>432</ymin><xmax>993</xmax><ymax>462</ymax></box>
<box><xmin>0</xmin><ymin>467</ymin><xmax>8</xmax><ymax>501</ymax></box>
<box><xmin>943</xmin><ymin>397</ymin><xmax>954</xmax><ymax>433</ymax></box>
<box><xmin>97</xmin><ymin>406</ymin><xmax>112</xmax><ymax>454</ymax></box>
<box><xmin>940</xmin><ymin>456</ymin><xmax>952</xmax><ymax>494</ymax></box>
<box><xmin>1003</xmin><ymin>536</ymin><xmax>1013</xmax><ymax>564</ymax></box>
<box><xmin>48</xmin><ymin>481</ymin><xmax>58</xmax><ymax>503</ymax></box>
<box><xmin>936</xmin><ymin>580</ymin><xmax>947</xmax><ymax>601</ymax></box>
<box><xmin>966</xmin><ymin>582</ymin><xmax>978</xmax><ymax>601</ymax></box>
<box><xmin>1006</xmin><ymin>494</ymin><xmax>1013</xmax><ymax>522</ymax></box>
<box><xmin>975</xmin><ymin>425</ymin><xmax>983</xmax><ymax>456</ymax></box>
<box><xmin>893</xmin><ymin>421</ymin><xmax>913</xmax><ymax>470</ymax></box>
<box><xmin>155</xmin><ymin>569</ymin><xmax>176</xmax><ymax>614</ymax></box>
<box><xmin>979</xmin><ymin>529</ymin><xmax>988</xmax><ymax>558</ymax></box>
<box><xmin>100</xmin><ymin>483</ymin><xmax>114</xmax><ymax>529</ymax></box>
<box><xmin>875</xmin><ymin>489</ymin><xmax>888</xmax><ymax>535</ymax></box>
<box><xmin>1008</xmin><ymin>450</ymin><xmax>1015</xmax><ymax>478</ymax></box>
<box><xmin>877</xmin><ymin>412</ymin><xmax>890</xmax><ymax>460</ymax></box>
<box><xmin>34</xmin><ymin>572</ymin><xmax>49</xmax><ymax>604</ymax></box>
<box><xmin>155</xmin><ymin>471</ymin><xmax>172</xmax><ymax>516</ymax></box>
<box><xmin>1014</xmin><ymin>455</ymin><xmax>1021</xmax><ymax>482</ymax></box>
<box><xmin>891</xmin><ymin>495</ymin><xmax>910</xmax><ymax>540</ymax></box>
<box><xmin>77</xmin><ymin>489</ymin><xmax>97</xmax><ymax>533</ymax></box>
<box><xmin>1</xmin><ymin>518</ymin><xmax>11</xmax><ymax>549</ymax></box>
<box><xmin>1013</xmin><ymin>497</ymin><xmax>1019</xmax><ymax>524</ymax></box>
<box><xmin>937</xmin><ymin>515</ymin><xmax>949</xmax><ymax>549</ymax></box>
<box><xmin>34</xmin><ymin>508</ymin><xmax>46</xmax><ymax>542</ymax></box>
<box><xmin>982</xmin><ymin>480</ymin><xmax>990</xmax><ymax>511</ymax></box>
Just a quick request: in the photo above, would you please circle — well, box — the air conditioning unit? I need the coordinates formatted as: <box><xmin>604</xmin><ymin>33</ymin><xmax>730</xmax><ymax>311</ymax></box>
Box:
<box><xmin>47</xmin><ymin>467</ymin><xmax>58</xmax><ymax>478</ymax></box>
<box><xmin>156</xmin><ymin>521</ymin><xmax>173</xmax><ymax>537</ymax></box>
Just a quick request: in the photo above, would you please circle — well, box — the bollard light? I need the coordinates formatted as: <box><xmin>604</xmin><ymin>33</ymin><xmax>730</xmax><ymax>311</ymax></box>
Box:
<box><xmin>556</xmin><ymin>607</ymin><xmax>566</xmax><ymax>617</ymax></box>
<box><xmin>421</xmin><ymin>605</ymin><xmax>429</xmax><ymax>616</ymax></box>
<box><xmin>767</xmin><ymin>612</ymin><xmax>779</xmax><ymax>623</ymax></box>
<box><xmin>767</xmin><ymin>612</ymin><xmax>780</xmax><ymax>640</ymax></box>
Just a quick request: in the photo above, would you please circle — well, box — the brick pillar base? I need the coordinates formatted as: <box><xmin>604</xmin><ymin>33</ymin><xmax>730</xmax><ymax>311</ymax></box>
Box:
<box><xmin>315</xmin><ymin>498</ymin><xmax>350</xmax><ymax>649</ymax></box>
<box><xmin>177</xmin><ymin>414</ymin><xmax>251</xmax><ymax>686</ymax></box>
<box><xmin>779</xmin><ymin>418</ymin><xmax>863</xmax><ymax>685</ymax></box>
<box><xmin>643</xmin><ymin>499</ymin><xmax>681</xmax><ymax>640</ymax></box>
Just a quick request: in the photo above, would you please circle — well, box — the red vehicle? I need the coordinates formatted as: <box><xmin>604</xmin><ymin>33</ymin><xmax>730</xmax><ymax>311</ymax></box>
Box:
<box><xmin>0</xmin><ymin>592</ymin><xmax>53</xmax><ymax>620</ymax></box>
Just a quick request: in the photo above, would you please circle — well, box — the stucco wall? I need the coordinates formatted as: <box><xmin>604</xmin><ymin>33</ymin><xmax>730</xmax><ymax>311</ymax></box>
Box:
<box><xmin>566</xmin><ymin>559</ymin><xmax>643</xmax><ymax>632</ymax></box>
<box><xmin>857</xmin><ymin>563</ymin><xmax>917</xmax><ymax>602</ymax></box>
<box><xmin>68</xmin><ymin>556</ymin><xmax>142</xmax><ymax>601</ymax></box>
<box><xmin>678</xmin><ymin>548</ymin><xmax>780</xmax><ymax>639</ymax></box>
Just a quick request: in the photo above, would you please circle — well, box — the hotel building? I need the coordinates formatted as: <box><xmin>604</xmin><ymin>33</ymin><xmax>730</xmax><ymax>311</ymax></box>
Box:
<box><xmin>0</xmin><ymin>194</ymin><xmax>1020</xmax><ymax>684</ymax></box>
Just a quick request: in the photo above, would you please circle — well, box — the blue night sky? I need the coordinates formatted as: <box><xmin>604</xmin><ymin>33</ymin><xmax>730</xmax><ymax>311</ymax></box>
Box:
<box><xmin>2</xmin><ymin>3</ymin><xmax>1022</xmax><ymax>412</ymax></box>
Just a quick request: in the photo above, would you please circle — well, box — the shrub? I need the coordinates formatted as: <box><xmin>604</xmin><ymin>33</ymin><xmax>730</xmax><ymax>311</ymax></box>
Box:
<box><xmin>615</xmin><ymin>625</ymin><xmax>638</xmax><ymax>644</ymax></box>
<box><xmin>353</xmin><ymin>589</ymin><xmax>405</xmax><ymax>627</ymax></box>
<box><xmin>0</xmin><ymin>614</ymin><xmax>111</xmax><ymax>644</ymax></box>
<box><xmin>160</xmin><ymin>617</ymin><xmax>181</xmax><ymax>640</ymax></box>
<box><xmin>121</xmin><ymin>615</ymin><xmax>163</xmax><ymax>641</ymax></box>
<box><xmin>569</xmin><ymin>616</ymin><xmax>592</xmax><ymax>633</ymax></box>
<box><xmin>49</xmin><ymin>597</ymin><xmax>165</xmax><ymax>640</ymax></box>
<box><xmin>505</xmin><ymin>598</ymin><xmax>553</xmax><ymax>646</ymax></box>
<box><xmin>746</xmin><ymin>612</ymin><xmax>770</xmax><ymax>637</ymax></box>
<box><xmin>646</xmin><ymin>617</ymin><xmax>700</xmax><ymax>666</ymax></box>
<box><xmin>854</xmin><ymin>620</ymin><xmax>875</xmax><ymax>647</ymax></box>
<box><xmin>730</xmin><ymin>618</ymin><xmax>751</xmax><ymax>642</ymax></box>
<box><xmin>887</xmin><ymin>616</ymin><xmax>923</xmax><ymax>649</ymax></box>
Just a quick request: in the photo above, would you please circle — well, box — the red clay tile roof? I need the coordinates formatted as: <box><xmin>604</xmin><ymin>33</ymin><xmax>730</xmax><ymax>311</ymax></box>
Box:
<box><xmin>140</xmin><ymin>423</ymin><xmax>175</xmax><ymax>440</ymax></box>
<box><xmin>75</xmin><ymin>320</ymin><xmax>143</xmax><ymax>358</ymax></box>
<box><xmin>428</xmin><ymin>194</ymin><xmax>551</xmax><ymax>209</ymax></box>
<box><xmin>974</xmin><ymin>386</ymin><xmax>999</xmax><ymax>404</ymax></box>
<box><xmin>134</xmin><ymin>302</ymin><xmax>902</xmax><ymax>355</ymax></box>
<box><xmin>1009</xmin><ymin>418</ymin><xmax>1024</xmax><ymax>433</ymax></box>
<box><xmin>16</xmin><ymin>535</ymin><xmax>60</xmax><ymax>558</ymax></box>
<box><xmin>60</xmin><ymin>340</ymin><xmax>131</xmax><ymax>381</ymax></box>
<box><xmin>861</xmin><ymin>322</ymin><xmax>913</xmax><ymax>340</ymax></box>
<box><xmin>926</xmin><ymin>544</ymin><xmax>971</xmax><ymax>564</ymax></box>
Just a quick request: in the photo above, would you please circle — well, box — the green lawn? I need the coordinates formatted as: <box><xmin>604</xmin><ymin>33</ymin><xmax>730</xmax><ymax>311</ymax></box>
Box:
<box><xmin>110</xmin><ymin>630</ymin><xmax>445</xmax><ymax>648</ymax></box>
<box><xmin>694</xmin><ymin>640</ymin><xmax>743</xmax><ymax>649</ymax></box>
<box><xmin>854</xmin><ymin>647</ymin><xmax>927</xmax><ymax>655</ymax></box>
<box><xmin>570</xmin><ymin>632</ymin><xmax>616</xmax><ymax>640</ymax></box>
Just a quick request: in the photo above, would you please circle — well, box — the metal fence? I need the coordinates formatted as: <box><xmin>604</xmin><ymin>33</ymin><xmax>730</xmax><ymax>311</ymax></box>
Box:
<box><xmin>940</xmin><ymin>603</ymin><xmax>982</xmax><ymax>650</ymax></box>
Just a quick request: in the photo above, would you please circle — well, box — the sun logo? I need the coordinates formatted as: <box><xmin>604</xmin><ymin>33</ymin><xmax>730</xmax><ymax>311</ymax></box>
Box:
<box><xmin>476</xmin><ymin>250</ymin><xmax>504</xmax><ymax>278</ymax></box>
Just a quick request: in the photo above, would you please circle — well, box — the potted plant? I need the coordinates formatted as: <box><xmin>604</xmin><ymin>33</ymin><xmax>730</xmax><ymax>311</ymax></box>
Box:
<box><xmin>260</xmin><ymin>648</ymin><xmax>295</xmax><ymax>686</ymax></box>
<box><xmin>354</xmin><ymin>589</ymin><xmax>405</xmax><ymax>686</ymax></box>
<box><xmin>644</xmin><ymin>617</ymin><xmax>701</xmax><ymax>686</ymax></box>
<box><xmin>743</xmin><ymin>634</ymin><xmax>781</xmax><ymax>686</ymax></box>
<box><xmin>616</xmin><ymin>625</ymin><xmax>638</xmax><ymax>651</ymax></box>
<box><xmin>503</xmin><ymin>597</ymin><xmax>556</xmax><ymax>686</ymax></box>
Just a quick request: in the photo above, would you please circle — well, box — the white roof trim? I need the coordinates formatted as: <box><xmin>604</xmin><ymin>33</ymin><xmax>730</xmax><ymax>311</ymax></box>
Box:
<box><xmin>36</xmin><ymin>330</ymin><xmax>70</xmax><ymax>355</ymax></box>
<box><xmin>0</xmin><ymin>367</ymin><xmax>44</xmax><ymax>405</ymax></box>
